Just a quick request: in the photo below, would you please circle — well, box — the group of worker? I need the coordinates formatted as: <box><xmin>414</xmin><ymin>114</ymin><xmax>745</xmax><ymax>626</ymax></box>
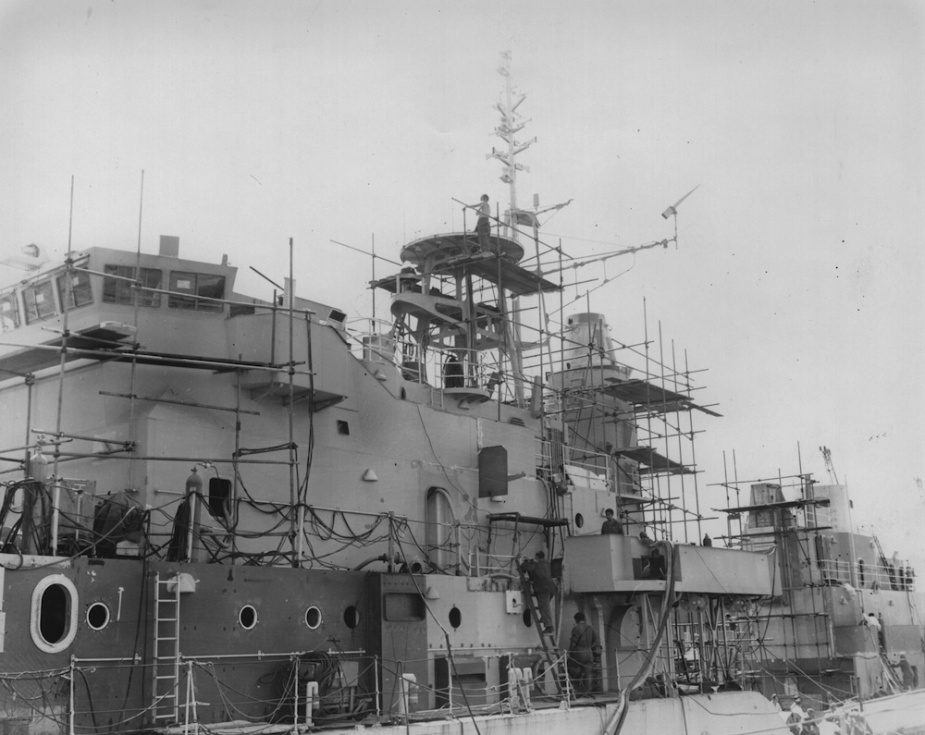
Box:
<box><xmin>518</xmin><ymin>550</ymin><xmax>599</xmax><ymax>694</ymax></box>
<box><xmin>514</xmin><ymin>509</ymin><xmax>634</xmax><ymax>695</ymax></box>
<box><xmin>771</xmin><ymin>695</ymin><xmax>821</xmax><ymax>735</ymax></box>
<box><xmin>518</xmin><ymin>508</ymin><xmax>722</xmax><ymax>694</ymax></box>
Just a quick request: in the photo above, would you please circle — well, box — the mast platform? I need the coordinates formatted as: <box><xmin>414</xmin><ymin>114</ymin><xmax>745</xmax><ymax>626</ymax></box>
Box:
<box><xmin>371</xmin><ymin>232</ymin><xmax>560</xmax><ymax>296</ymax></box>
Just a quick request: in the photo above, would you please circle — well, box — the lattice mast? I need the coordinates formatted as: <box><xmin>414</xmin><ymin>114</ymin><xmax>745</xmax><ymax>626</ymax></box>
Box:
<box><xmin>488</xmin><ymin>52</ymin><xmax>536</xmax><ymax>242</ymax></box>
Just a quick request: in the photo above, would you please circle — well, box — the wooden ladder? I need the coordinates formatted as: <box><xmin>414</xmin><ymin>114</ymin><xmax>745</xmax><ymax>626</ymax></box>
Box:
<box><xmin>518</xmin><ymin>568</ymin><xmax>566</xmax><ymax>695</ymax></box>
<box><xmin>151</xmin><ymin>572</ymin><xmax>182</xmax><ymax>724</ymax></box>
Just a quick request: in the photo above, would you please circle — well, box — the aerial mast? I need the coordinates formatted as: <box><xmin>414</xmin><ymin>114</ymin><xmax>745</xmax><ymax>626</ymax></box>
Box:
<box><xmin>489</xmin><ymin>51</ymin><xmax>535</xmax><ymax>241</ymax></box>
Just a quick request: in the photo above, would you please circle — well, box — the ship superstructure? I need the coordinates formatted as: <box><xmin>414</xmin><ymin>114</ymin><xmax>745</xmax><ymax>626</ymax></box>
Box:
<box><xmin>0</xmin><ymin>55</ymin><xmax>918</xmax><ymax>735</ymax></box>
<box><xmin>714</xmin><ymin>465</ymin><xmax>924</xmax><ymax>710</ymax></box>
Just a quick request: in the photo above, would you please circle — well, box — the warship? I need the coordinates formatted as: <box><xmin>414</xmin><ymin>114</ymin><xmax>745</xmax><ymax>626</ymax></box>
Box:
<box><xmin>1</xmin><ymin>58</ymin><xmax>922</xmax><ymax>735</ymax></box>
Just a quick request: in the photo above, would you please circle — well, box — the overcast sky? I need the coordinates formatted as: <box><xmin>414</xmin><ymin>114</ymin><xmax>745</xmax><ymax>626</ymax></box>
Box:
<box><xmin>1</xmin><ymin>1</ymin><xmax>922</xmax><ymax>566</ymax></box>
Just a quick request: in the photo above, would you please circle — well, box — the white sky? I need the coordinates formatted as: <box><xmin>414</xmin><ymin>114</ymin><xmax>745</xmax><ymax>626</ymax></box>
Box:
<box><xmin>1</xmin><ymin>1</ymin><xmax>923</xmax><ymax>566</ymax></box>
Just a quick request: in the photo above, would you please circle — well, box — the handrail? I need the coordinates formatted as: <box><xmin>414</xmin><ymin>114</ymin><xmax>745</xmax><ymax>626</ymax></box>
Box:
<box><xmin>817</xmin><ymin>558</ymin><xmax>915</xmax><ymax>590</ymax></box>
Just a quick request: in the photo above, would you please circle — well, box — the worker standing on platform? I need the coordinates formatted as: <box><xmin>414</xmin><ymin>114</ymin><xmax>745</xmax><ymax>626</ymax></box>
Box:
<box><xmin>601</xmin><ymin>508</ymin><xmax>623</xmax><ymax>535</ymax></box>
<box><xmin>443</xmin><ymin>353</ymin><xmax>464</xmax><ymax>388</ymax></box>
<box><xmin>567</xmin><ymin>612</ymin><xmax>600</xmax><ymax>694</ymax></box>
<box><xmin>464</xmin><ymin>194</ymin><xmax>491</xmax><ymax>251</ymax></box>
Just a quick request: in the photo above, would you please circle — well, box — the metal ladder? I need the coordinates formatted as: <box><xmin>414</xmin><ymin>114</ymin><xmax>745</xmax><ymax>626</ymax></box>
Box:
<box><xmin>871</xmin><ymin>535</ymin><xmax>897</xmax><ymax>589</ymax></box>
<box><xmin>518</xmin><ymin>567</ymin><xmax>566</xmax><ymax>695</ymax></box>
<box><xmin>151</xmin><ymin>572</ymin><xmax>182</xmax><ymax>724</ymax></box>
<box><xmin>878</xmin><ymin>650</ymin><xmax>903</xmax><ymax>694</ymax></box>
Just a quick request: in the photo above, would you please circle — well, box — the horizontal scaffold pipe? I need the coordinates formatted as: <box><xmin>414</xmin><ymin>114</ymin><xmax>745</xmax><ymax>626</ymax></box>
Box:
<box><xmin>235</xmin><ymin>442</ymin><xmax>294</xmax><ymax>457</ymax></box>
<box><xmin>176</xmin><ymin>648</ymin><xmax>368</xmax><ymax>662</ymax></box>
<box><xmin>0</xmin><ymin>437</ymin><xmax>71</xmax><ymax>454</ymax></box>
<box><xmin>30</xmin><ymin>428</ymin><xmax>134</xmax><ymax>444</ymax></box>
<box><xmin>706</xmin><ymin>472</ymin><xmax>813</xmax><ymax>489</ymax></box>
<box><xmin>26</xmin><ymin>452</ymin><xmax>293</xmax><ymax>465</ymax></box>
<box><xmin>98</xmin><ymin>390</ymin><xmax>262</xmax><ymax>415</ymax></box>
<box><xmin>0</xmin><ymin>340</ymin><xmax>313</xmax><ymax>375</ymax></box>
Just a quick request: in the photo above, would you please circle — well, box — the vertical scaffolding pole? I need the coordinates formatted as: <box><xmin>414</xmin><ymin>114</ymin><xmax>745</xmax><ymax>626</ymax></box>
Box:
<box><xmin>685</xmin><ymin>349</ymin><xmax>703</xmax><ymax>542</ymax></box>
<box><xmin>722</xmin><ymin>452</ymin><xmax>733</xmax><ymax>547</ymax></box>
<box><xmin>642</xmin><ymin>298</ymin><xmax>652</xmax><ymax>536</ymax></box>
<box><xmin>733</xmin><ymin>450</ymin><xmax>743</xmax><ymax>539</ymax></box>
<box><xmin>287</xmin><ymin>237</ymin><xmax>299</xmax><ymax>567</ymax></box>
<box><xmin>671</xmin><ymin>340</ymin><xmax>688</xmax><ymax>543</ymax></box>
<box><xmin>657</xmin><ymin>320</ymin><xmax>670</xmax><ymax>535</ymax></box>
<box><xmin>51</xmin><ymin>175</ymin><xmax>76</xmax><ymax>553</ymax></box>
<box><xmin>128</xmin><ymin>170</ymin><xmax>145</xmax><ymax>494</ymax></box>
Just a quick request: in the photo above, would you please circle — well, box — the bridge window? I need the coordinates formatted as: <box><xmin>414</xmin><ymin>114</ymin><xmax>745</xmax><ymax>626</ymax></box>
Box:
<box><xmin>103</xmin><ymin>265</ymin><xmax>162</xmax><ymax>306</ymax></box>
<box><xmin>168</xmin><ymin>271</ymin><xmax>225</xmax><ymax>312</ymax></box>
<box><xmin>0</xmin><ymin>293</ymin><xmax>20</xmax><ymax>332</ymax></box>
<box><xmin>23</xmin><ymin>280</ymin><xmax>56</xmax><ymax>324</ymax></box>
<box><xmin>56</xmin><ymin>270</ymin><xmax>93</xmax><ymax>310</ymax></box>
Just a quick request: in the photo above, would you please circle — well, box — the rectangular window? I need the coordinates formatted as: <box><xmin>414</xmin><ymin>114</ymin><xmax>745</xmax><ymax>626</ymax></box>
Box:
<box><xmin>208</xmin><ymin>477</ymin><xmax>231</xmax><ymax>520</ymax></box>
<box><xmin>0</xmin><ymin>293</ymin><xmax>20</xmax><ymax>332</ymax></box>
<box><xmin>102</xmin><ymin>265</ymin><xmax>162</xmax><ymax>307</ymax></box>
<box><xmin>22</xmin><ymin>280</ymin><xmax>56</xmax><ymax>323</ymax></box>
<box><xmin>168</xmin><ymin>271</ymin><xmax>225</xmax><ymax>312</ymax></box>
<box><xmin>56</xmin><ymin>270</ymin><xmax>94</xmax><ymax>310</ymax></box>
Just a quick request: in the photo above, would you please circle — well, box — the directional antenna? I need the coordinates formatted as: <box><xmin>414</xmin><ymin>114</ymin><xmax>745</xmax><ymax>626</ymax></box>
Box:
<box><xmin>661</xmin><ymin>185</ymin><xmax>700</xmax><ymax>219</ymax></box>
<box><xmin>661</xmin><ymin>184</ymin><xmax>700</xmax><ymax>248</ymax></box>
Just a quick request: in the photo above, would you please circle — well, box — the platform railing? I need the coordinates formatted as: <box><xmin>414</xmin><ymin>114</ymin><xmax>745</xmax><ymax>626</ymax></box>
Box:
<box><xmin>817</xmin><ymin>558</ymin><xmax>915</xmax><ymax>590</ymax></box>
<box><xmin>535</xmin><ymin>439</ymin><xmax>614</xmax><ymax>490</ymax></box>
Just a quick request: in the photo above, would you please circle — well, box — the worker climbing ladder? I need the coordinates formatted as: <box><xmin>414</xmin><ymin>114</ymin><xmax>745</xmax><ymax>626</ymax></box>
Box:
<box><xmin>877</xmin><ymin>650</ymin><xmax>904</xmax><ymax>694</ymax></box>
<box><xmin>518</xmin><ymin>566</ymin><xmax>567</xmax><ymax>696</ymax></box>
<box><xmin>151</xmin><ymin>572</ymin><xmax>182</xmax><ymax>724</ymax></box>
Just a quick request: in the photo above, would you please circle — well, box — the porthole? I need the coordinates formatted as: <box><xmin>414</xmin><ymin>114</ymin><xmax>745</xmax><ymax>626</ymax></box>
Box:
<box><xmin>344</xmin><ymin>606</ymin><xmax>360</xmax><ymax>629</ymax></box>
<box><xmin>575</xmin><ymin>513</ymin><xmax>584</xmax><ymax>529</ymax></box>
<box><xmin>448</xmin><ymin>606</ymin><xmax>462</xmax><ymax>629</ymax></box>
<box><xmin>30</xmin><ymin>575</ymin><xmax>79</xmax><ymax>653</ymax></box>
<box><xmin>305</xmin><ymin>606</ymin><xmax>322</xmax><ymax>630</ymax></box>
<box><xmin>86</xmin><ymin>602</ymin><xmax>111</xmax><ymax>631</ymax></box>
<box><xmin>238</xmin><ymin>604</ymin><xmax>258</xmax><ymax>630</ymax></box>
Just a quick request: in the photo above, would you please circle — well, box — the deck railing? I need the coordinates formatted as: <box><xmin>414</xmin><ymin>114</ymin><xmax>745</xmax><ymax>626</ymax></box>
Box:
<box><xmin>817</xmin><ymin>558</ymin><xmax>915</xmax><ymax>591</ymax></box>
<box><xmin>534</xmin><ymin>439</ymin><xmax>613</xmax><ymax>490</ymax></box>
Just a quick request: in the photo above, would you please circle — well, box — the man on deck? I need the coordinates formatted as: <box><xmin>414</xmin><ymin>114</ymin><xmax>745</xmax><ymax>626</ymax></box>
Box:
<box><xmin>465</xmin><ymin>194</ymin><xmax>491</xmax><ymax>251</ymax></box>
<box><xmin>601</xmin><ymin>508</ymin><xmax>623</xmax><ymax>535</ymax></box>
<box><xmin>567</xmin><ymin>612</ymin><xmax>600</xmax><ymax>694</ymax></box>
